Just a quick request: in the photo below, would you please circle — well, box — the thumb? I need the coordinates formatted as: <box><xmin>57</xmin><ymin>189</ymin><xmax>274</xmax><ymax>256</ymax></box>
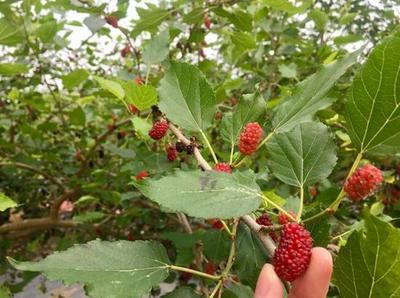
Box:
<box><xmin>255</xmin><ymin>264</ymin><xmax>283</xmax><ymax>298</ymax></box>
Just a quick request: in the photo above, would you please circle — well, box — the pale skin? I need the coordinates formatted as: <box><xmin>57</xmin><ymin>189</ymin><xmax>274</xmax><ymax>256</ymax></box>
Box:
<box><xmin>255</xmin><ymin>247</ymin><xmax>333</xmax><ymax>298</ymax></box>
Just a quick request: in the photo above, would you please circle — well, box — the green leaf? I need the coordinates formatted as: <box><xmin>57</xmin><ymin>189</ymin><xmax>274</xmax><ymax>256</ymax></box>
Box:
<box><xmin>158</xmin><ymin>61</ymin><xmax>216</xmax><ymax>132</ymax></box>
<box><xmin>221</xmin><ymin>93</ymin><xmax>265</xmax><ymax>147</ymax></box>
<box><xmin>202</xmin><ymin>230</ymin><xmax>230</xmax><ymax>262</ymax></box>
<box><xmin>161</xmin><ymin>231</ymin><xmax>203</xmax><ymax>266</ymax></box>
<box><xmin>0</xmin><ymin>285</ymin><xmax>11</xmax><ymax>298</ymax></box>
<box><xmin>304</xmin><ymin>215</ymin><xmax>330</xmax><ymax>247</ymax></box>
<box><xmin>272</xmin><ymin>50</ymin><xmax>360</xmax><ymax>133</ymax></box>
<box><xmin>345</xmin><ymin>33</ymin><xmax>400</xmax><ymax>154</ymax></box>
<box><xmin>124</xmin><ymin>82</ymin><xmax>158</xmax><ymax>111</ymax></box>
<box><xmin>83</xmin><ymin>15</ymin><xmax>105</xmax><ymax>33</ymax></box>
<box><xmin>131</xmin><ymin>117</ymin><xmax>152</xmax><ymax>139</ymax></box>
<box><xmin>163</xmin><ymin>287</ymin><xmax>201</xmax><ymax>298</ymax></box>
<box><xmin>103</xmin><ymin>143</ymin><xmax>135</xmax><ymax>159</ymax></box>
<box><xmin>266</xmin><ymin>122</ymin><xmax>337</xmax><ymax>187</ymax></box>
<box><xmin>62</xmin><ymin>69</ymin><xmax>89</xmax><ymax>89</ymax></box>
<box><xmin>278</xmin><ymin>63</ymin><xmax>298</xmax><ymax>78</ymax></box>
<box><xmin>183</xmin><ymin>7</ymin><xmax>204</xmax><ymax>24</ymax></box>
<box><xmin>73</xmin><ymin>211</ymin><xmax>105</xmax><ymax>223</ymax></box>
<box><xmin>222</xmin><ymin>284</ymin><xmax>254</xmax><ymax>298</ymax></box>
<box><xmin>234</xmin><ymin>223</ymin><xmax>268</xmax><ymax>288</ymax></box>
<box><xmin>132</xmin><ymin>8</ymin><xmax>169</xmax><ymax>37</ymax></box>
<box><xmin>309</xmin><ymin>9</ymin><xmax>329</xmax><ymax>31</ymax></box>
<box><xmin>68</xmin><ymin>106</ymin><xmax>86</xmax><ymax>126</ymax></box>
<box><xmin>0</xmin><ymin>192</ymin><xmax>17</xmax><ymax>212</ymax></box>
<box><xmin>334</xmin><ymin>34</ymin><xmax>363</xmax><ymax>45</ymax></box>
<box><xmin>94</xmin><ymin>76</ymin><xmax>125</xmax><ymax>100</ymax></box>
<box><xmin>334</xmin><ymin>214</ymin><xmax>400</xmax><ymax>298</ymax></box>
<box><xmin>133</xmin><ymin>170</ymin><xmax>261</xmax><ymax>219</ymax></box>
<box><xmin>339</xmin><ymin>13</ymin><xmax>357</xmax><ymax>25</ymax></box>
<box><xmin>142</xmin><ymin>30</ymin><xmax>169</xmax><ymax>65</ymax></box>
<box><xmin>227</xmin><ymin>11</ymin><xmax>253</xmax><ymax>32</ymax></box>
<box><xmin>9</xmin><ymin>240</ymin><xmax>171</xmax><ymax>298</ymax></box>
<box><xmin>75</xmin><ymin>195</ymin><xmax>98</xmax><ymax>205</ymax></box>
<box><xmin>36</xmin><ymin>21</ymin><xmax>58</xmax><ymax>43</ymax></box>
<box><xmin>0</xmin><ymin>63</ymin><xmax>28</xmax><ymax>76</ymax></box>
<box><xmin>231</xmin><ymin>31</ymin><xmax>256</xmax><ymax>50</ymax></box>
<box><xmin>262</xmin><ymin>0</ymin><xmax>312</xmax><ymax>15</ymax></box>
<box><xmin>0</xmin><ymin>18</ymin><xmax>23</xmax><ymax>45</ymax></box>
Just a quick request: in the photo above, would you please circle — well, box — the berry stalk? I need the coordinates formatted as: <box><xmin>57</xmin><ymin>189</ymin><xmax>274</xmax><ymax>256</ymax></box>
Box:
<box><xmin>200</xmin><ymin>130</ymin><xmax>219</xmax><ymax>164</ymax></box>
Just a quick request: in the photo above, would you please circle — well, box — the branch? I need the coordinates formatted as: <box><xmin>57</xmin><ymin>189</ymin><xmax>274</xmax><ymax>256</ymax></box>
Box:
<box><xmin>0</xmin><ymin>162</ymin><xmax>65</xmax><ymax>190</ymax></box>
<box><xmin>241</xmin><ymin>215</ymin><xmax>276</xmax><ymax>256</ymax></box>
<box><xmin>168</xmin><ymin>123</ymin><xmax>212</xmax><ymax>171</ymax></box>
<box><xmin>0</xmin><ymin>217</ymin><xmax>78</xmax><ymax>234</ymax></box>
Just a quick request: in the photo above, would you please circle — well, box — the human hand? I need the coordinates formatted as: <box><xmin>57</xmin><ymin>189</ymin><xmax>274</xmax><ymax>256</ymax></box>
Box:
<box><xmin>255</xmin><ymin>247</ymin><xmax>333</xmax><ymax>298</ymax></box>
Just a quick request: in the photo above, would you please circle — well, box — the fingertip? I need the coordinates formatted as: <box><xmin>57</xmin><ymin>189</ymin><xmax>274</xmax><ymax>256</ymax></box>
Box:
<box><xmin>311</xmin><ymin>247</ymin><xmax>333</xmax><ymax>277</ymax></box>
<box><xmin>255</xmin><ymin>264</ymin><xmax>283</xmax><ymax>298</ymax></box>
<box><xmin>290</xmin><ymin>247</ymin><xmax>333</xmax><ymax>298</ymax></box>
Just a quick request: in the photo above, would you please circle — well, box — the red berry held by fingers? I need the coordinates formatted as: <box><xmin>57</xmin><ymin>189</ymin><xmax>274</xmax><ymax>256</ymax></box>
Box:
<box><xmin>166</xmin><ymin>146</ymin><xmax>177</xmax><ymax>161</ymax></box>
<box><xmin>344</xmin><ymin>164</ymin><xmax>383</xmax><ymax>201</ymax></box>
<box><xmin>136</xmin><ymin>171</ymin><xmax>148</xmax><ymax>180</ymax></box>
<box><xmin>214</xmin><ymin>162</ymin><xmax>232</xmax><ymax>173</ymax></box>
<box><xmin>239</xmin><ymin>122</ymin><xmax>263</xmax><ymax>155</ymax></box>
<box><xmin>105</xmin><ymin>15</ymin><xmax>118</xmax><ymax>28</ymax></box>
<box><xmin>273</xmin><ymin>223</ymin><xmax>313</xmax><ymax>282</ymax></box>
<box><xmin>149</xmin><ymin>120</ymin><xmax>169</xmax><ymax>140</ymax></box>
<box><xmin>256</xmin><ymin>214</ymin><xmax>278</xmax><ymax>242</ymax></box>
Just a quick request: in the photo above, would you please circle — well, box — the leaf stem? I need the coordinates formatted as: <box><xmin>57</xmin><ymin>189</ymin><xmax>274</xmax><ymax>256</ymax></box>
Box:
<box><xmin>169</xmin><ymin>265</ymin><xmax>220</xmax><ymax>281</ymax></box>
<box><xmin>229</xmin><ymin>142</ymin><xmax>234</xmax><ymax>165</ymax></box>
<box><xmin>257</xmin><ymin>131</ymin><xmax>275</xmax><ymax>150</ymax></box>
<box><xmin>209</xmin><ymin>280</ymin><xmax>223</xmax><ymax>298</ymax></box>
<box><xmin>233</xmin><ymin>156</ymin><xmax>247</xmax><ymax>168</ymax></box>
<box><xmin>145</xmin><ymin>66</ymin><xmax>151</xmax><ymax>85</ymax></box>
<box><xmin>297</xmin><ymin>186</ymin><xmax>304</xmax><ymax>222</ymax></box>
<box><xmin>222</xmin><ymin>220</ymin><xmax>239</xmax><ymax>277</ymax></box>
<box><xmin>331</xmin><ymin>229</ymin><xmax>354</xmax><ymax>241</ymax></box>
<box><xmin>200</xmin><ymin>131</ymin><xmax>218</xmax><ymax>164</ymax></box>
<box><xmin>220</xmin><ymin>220</ymin><xmax>232</xmax><ymax>236</ymax></box>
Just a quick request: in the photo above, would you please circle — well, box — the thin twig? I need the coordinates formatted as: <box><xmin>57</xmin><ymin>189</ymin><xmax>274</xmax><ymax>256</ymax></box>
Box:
<box><xmin>0</xmin><ymin>162</ymin><xmax>65</xmax><ymax>190</ymax></box>
<box><xmin>0</xmin><ymin>217</ymin><xmax>78</xmax><ymax>234</ymax></box>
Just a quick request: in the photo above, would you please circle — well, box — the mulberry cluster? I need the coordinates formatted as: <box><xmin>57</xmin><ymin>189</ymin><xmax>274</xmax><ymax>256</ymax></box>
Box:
<box><xmin>149</xmin><ymin>120</ymin><xmax>169</xmax><ymax>140</ymax></box>
<box><xmin>344</xmin><ymin>164</ymin><xmax>383</xmax><ymax>201</ymax></box>
<box><xmin>166</xmin><ymin>146</ymin><xmax>177</xmax><ymax>161</ymax></box>
<box><xmin>214</xmin><ymin>162</ymin><xmax>232</xmax><ymax>173</ymax></box>
<box><xmin>239</xmin><ymin>122</ymin><xmax>263</xmax><ymax>155</ymax></box>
